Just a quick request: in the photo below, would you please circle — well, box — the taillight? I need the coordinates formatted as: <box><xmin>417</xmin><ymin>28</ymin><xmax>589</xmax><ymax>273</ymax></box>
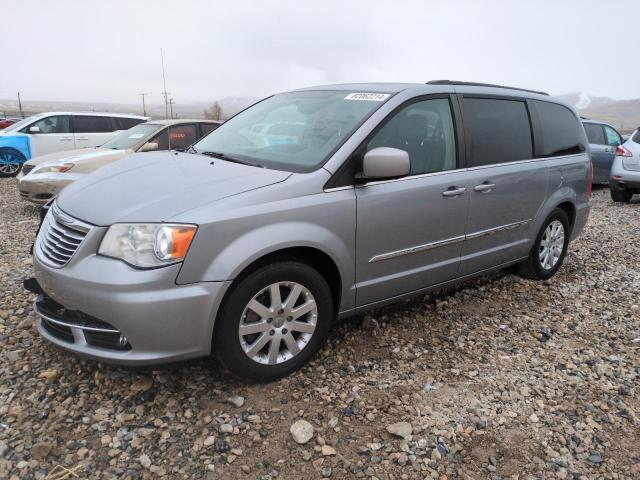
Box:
<box><xmin>587</xmin><ymin>160</ymin><xmax>593</xmax><ymax>197</ymax></box>
<box><xmin>615</xmin><ymin>145</ymin><xmax>633</xmax><ymax>157</ymax></box>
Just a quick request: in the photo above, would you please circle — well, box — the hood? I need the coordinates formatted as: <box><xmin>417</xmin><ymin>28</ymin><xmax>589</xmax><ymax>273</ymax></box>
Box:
<box><xmin>25</xmin><ymin>147</ymin><xmax>114</xmax><ymax>167</ymax></box>
<box><xmin>57</xmin><ymin>151</ymin><xmax>291</xmax><ymax>225</ymax></box>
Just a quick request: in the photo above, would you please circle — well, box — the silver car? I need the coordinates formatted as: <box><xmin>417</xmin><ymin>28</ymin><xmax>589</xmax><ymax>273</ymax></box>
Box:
<box><xmin>610</xmin><ymin>127</ymin><xmax>640</xmax><ymax>202</ymax></box>
<box><xmin>30</xmin><ymin>82</ymin><xmax>591</xmax><ymax>380</ymax></box>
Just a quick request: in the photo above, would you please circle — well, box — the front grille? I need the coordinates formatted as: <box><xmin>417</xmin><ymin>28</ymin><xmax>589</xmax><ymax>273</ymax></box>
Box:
<box><xmin>22</xmin><ymin>164</ymin><xmax>35</xmax><ymax>175</ymax></box>
<box><xmin>36</xmin><ymin>203</ymin><xmax>89</xmax><ymax>268</ymax></box>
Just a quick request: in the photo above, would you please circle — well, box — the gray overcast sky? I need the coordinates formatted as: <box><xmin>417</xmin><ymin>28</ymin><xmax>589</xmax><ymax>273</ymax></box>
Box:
<box><xmin>3</xmin><ymin>0</ymin><xmax>639</xmax><ymax>104</ymax></box>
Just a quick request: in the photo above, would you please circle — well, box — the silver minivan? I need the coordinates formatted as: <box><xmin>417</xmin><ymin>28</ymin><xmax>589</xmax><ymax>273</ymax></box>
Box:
<box><xmin>30</xmin><ymin>82</ymin><xmax>592</xmax><ymax>380</ymax></box>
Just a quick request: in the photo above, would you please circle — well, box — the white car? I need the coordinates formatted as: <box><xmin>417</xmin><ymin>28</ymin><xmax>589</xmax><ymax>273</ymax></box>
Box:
<box><xmin>0</xmin><ymin>112</ymin><xmax>148</xmax><ymax>176</ymax></box>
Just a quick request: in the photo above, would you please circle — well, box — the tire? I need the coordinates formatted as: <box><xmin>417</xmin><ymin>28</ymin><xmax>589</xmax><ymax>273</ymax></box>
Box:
<box><xmin>518</xmin><ymin>208</ymin><xmax>570</xmax><ymax>280</ymax></box>
<box><xmin>0</xmin><ymin>148</ymin><xmax>25</xmax><ymax>177</ymax></box>
<box><xmin>214</xmin><ymin>261</ymin><xmax>333</xmax><ymax>380</ymax></box>
<box><xmin>610</xmin><ymin>188</ymin><xmax>633</xmax><ymax>203</ymax></box>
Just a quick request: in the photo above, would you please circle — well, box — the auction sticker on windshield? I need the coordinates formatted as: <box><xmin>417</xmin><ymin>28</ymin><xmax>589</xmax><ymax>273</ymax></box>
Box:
<box><xmin>344</xmin><ymin>92</ymin><xmax>390</xmax><ymax>101</ymax></box>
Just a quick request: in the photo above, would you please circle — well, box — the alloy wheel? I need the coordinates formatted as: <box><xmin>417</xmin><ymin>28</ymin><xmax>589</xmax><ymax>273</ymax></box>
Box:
<box><xmin>539</xmin><ymin>220</ymin><xmax>565</xmax><ymax>270</ymax></box>
<box><xmin>238</xmin><ymin>281</ymin><xmax>318</xmax><ymax>365</ymax></box>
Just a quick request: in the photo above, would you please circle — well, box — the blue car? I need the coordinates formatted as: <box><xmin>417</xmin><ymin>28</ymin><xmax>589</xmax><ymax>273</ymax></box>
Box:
<box><xmin>0</xmin><ymin>112</ymin><xmax>147</xmax><ymax>177</ymax></box>
<box><xmin>581</xmin><ymin>119</ymin><xmax>624</xmax><ymax>184</ymax></box>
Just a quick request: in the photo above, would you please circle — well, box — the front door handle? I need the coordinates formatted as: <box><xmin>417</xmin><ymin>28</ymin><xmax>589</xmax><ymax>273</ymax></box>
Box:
<box><xmin>442</xmin><ymin>187</ymin><xmax>466</xmax><ymax>197</ymax></box>
<box><xmin>76</xmin><ymin>137</ymin><xmax>89</xmax><ymax>141</ymax></box>
<box><xmin>474</xmin><ymin>182</ymin><xmax>495</xmax><ymax>193</ymax></box>
<box><xmin>60</xmin><ymin>137</ymin><xmax>73</xmax><ymax>142</ymax></box>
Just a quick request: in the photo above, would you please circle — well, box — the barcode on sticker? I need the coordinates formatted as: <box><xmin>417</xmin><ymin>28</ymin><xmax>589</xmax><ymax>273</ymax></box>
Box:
<box><xmin>344</xmin><ymin>92</ymin><xmax>390</xmax><ymax>101</ymax></box>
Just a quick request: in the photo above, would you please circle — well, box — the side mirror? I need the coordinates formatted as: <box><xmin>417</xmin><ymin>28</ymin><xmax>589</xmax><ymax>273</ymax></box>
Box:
<box><xmin>29</xmin><ymin>126</ymin><xmax>41</xmax><ymax>134</ymax></box>
<box><xmin>359</xmin><ymin>147</ymin><xmax>410</xmax><ymax>181</ymax></box>
<box><xmin>138</xmin><ymin>142</ymin><xmax>158</xmax><ymax>152</ymax></box>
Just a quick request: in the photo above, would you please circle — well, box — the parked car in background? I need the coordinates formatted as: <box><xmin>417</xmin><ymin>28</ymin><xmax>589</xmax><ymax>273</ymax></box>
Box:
<box><xmin>17</xmin><ymin>119</ymin><xmax>221</xmax><ymax>204</ymax></box>
<box><xmin>28</xmin><ymin>82</ymin><xmax>590</xmax><ymax>380</ymax></box>
<box><xmin>0</xmin><ymin>118</ymin><xmax>21</xmax><ymax>130</ymax></box>
<box><xmin>610</xmin><ymin>127</ymin><xmax>640</xmax><ymax>202</ymax></box>
<box><xmin>582</xmin><ymin>119</ymin><xmax>624</xmax><ymax>184</ymax></box>
<box><xmin>0</xmin><ymin>112</ymin><xmax>148</xmax><ymax>177</ymax></box>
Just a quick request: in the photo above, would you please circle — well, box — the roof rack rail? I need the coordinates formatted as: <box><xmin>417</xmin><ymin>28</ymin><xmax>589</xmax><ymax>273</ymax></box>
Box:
<box><xmin>426</xmin><ymin>80</ymin><xmax>549</xmax><ymax>96</ymax></box>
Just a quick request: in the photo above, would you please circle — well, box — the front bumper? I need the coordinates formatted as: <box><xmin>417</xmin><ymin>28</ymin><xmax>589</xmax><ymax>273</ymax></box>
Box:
<box><xmin>17</xmin><ymin>172</ymin><xmax>79</xmax><ymax>204</ymax></box>
<box><xmin>33</xmin><ymin>230</ymin><xmax>231</xmax><ymax>365</ymax></box>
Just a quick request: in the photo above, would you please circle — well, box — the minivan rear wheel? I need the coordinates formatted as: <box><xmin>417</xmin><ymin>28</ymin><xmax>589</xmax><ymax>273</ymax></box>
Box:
<box><xmin>518</xmin><ymin>208</ymin><xmax>570</xmax><ymax>280</ymax></box>
<box><xmin>214</xmin><ymin>261</ymin><xmax>333</xmax><ymax>380</ymax></box>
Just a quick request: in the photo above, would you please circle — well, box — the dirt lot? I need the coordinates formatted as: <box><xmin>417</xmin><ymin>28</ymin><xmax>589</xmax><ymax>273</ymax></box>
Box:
<box><xmin>0</xmin><ymin>179</ymin><xmax>638</xmax><ymax>480</ymax></box>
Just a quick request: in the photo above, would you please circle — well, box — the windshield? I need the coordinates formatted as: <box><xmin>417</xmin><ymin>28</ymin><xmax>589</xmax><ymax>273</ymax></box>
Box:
<box><xmin>191</xmin><ymin>90</ymin><xmax>391</xmax><ymax>172</ymax></box>
<box><xmin>101</xmin><ymin>123</ymin><xmax>163</xmax><ymax>150</ymax></box>
<box><xmin>2</xmin><ymin>115</ymin><xmax>38</xmax><ymax>132</ymax></box>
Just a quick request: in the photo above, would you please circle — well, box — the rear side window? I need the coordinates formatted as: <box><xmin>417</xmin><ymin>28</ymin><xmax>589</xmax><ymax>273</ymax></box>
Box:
<box><xmin>533</xmin><ymin>101</ymin><xmax>586</xmax><ymax>157</ymax></box>
<box><xmin>463</xmin><ymin>98</ymin><xmax>532</xmax><ymax>167</ymax></box>
<box><xmin>603</xmin><ymin>125</ymin><xmax>622</xmax><ymax>147</ymax></box>
<box><xmin>114</xmin><ymin>117</ymin><xmax>145</xmax><ymax>130</ymax></box>
<box><xmin>632</xmin><ymin>130</ymin><xmax>640</xmax><ymax>144</ymax></box>
<box><xmin>168</xmin><ymin>124</ymin><xmax>197</xmax><ymax>149</ymax></box>
<box><xmin>74</xmin><ymin>116</ymin><xmax>113</xmax><ymax>133</ymax></box>
<box><xmin>583</xmin><ymin>123</ymin><xmax>605</xmax><ymax>145</ymax></box>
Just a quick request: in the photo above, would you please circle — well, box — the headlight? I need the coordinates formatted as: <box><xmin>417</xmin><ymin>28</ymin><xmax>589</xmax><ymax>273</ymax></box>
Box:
<box><xmin>98</xmin><ymin>223</ymin><xmax>197</xmax><ymax>268</ymax></box>
<box><xmin>34</xmin><ymin>163</ymin><xmax>75</xmax><ymax>174</ymax></box>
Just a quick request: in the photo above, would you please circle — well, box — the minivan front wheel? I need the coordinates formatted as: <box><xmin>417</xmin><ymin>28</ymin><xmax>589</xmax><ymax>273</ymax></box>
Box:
<box><xmin>214</xmin><ymin>261</ymin><xmax>333</xmax><ymax>380</ymax></box>
<box><xmin>518</xmin><ymin>209</ymin><xmax>570</xmax><ymax>280</ymax></box>
<box><xmin>0</xmin><ymin>148</ymin><xmax>25</xmax><ymax>177</ymax></box>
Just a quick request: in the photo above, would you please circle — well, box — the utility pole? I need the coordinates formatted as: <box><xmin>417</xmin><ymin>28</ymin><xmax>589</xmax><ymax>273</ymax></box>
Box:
<box><xmin>160</xmin><ymin>48</ymin><xmax>170</xmax><ymax>120</ymax></box>
<box><xmin>138</xmin><ymin>93</ymin><xmax>148</xmax><ymax>117</ymax></box>
<box><xmin>17</xmin><ymin>91</ymin><xmax>24</xmax><ymax>118</ymax></box>
<box><xmin>168</xmin><ymin>98</ymin><xmax>175</xmax><ymax>119</ymax></box>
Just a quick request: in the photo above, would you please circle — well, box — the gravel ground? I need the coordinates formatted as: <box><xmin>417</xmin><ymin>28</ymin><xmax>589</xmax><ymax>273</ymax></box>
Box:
<box><xmin>0</xmin><ymin>179</ymin><xmax>638</xmax><ymax>480</ymax></box>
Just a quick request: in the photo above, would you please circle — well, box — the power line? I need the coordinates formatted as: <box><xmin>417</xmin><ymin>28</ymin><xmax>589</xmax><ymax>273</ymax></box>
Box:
<box><xmin>160</xmin><ymin>48</ymin><xmax>169</xmax><ymax>120</ymax></box>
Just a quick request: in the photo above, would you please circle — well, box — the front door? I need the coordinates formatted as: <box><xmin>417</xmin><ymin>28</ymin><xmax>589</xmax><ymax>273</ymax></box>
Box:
<box><xmin>459</xmin><ymin>97</ymin><xmax>548</xmax><ymax>275</ymax></box>
<box><xmin>355</xmin><ymin>97</ymin><xmax>469</xmax><ymax>307</ymax></box>
<box><xmin>583</xmin><ymin>122</ymin><xmax>610</xmax><ymax>183</ymax></box>
<box><xmin>29</xmin><ymin>115</ymin><xmax>74</xmax><ymax>157</ymax></box>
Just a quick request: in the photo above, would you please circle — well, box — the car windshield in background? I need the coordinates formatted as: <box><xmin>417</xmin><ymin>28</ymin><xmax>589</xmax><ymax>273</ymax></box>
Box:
<box><xmin>101</xmin><ymin>123</ymin><xmax>162</xmax><ymax>150</ymax></box>
<box><xmin>2</xmin><ymin>115</ymin><xmax>37</xmax><ymax>132</ymax></box>
<box><xmin>191</xmin><ymin>90</ymin><xmax>392</xmax><ymax>172</ymax></box>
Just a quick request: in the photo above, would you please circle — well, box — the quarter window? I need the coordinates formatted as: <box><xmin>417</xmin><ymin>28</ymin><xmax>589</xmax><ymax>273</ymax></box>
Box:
<box><xmin>30</xmin><ymin>115</ymin><xmax>71</xmax><ymax>134</ymax></box>
<box><xmin>603</xmin><ymin>125</ymin><xmax>622</xmax><ymax>147</ymax></box>
<box><xmin>583</xmin><ymin>123</ymin><xmax>605</xmax><ymax>145</ymax></box>
<box><xmin>200</xmin><ymin>123</ymin><xmax>220</xmax><ymax>137</ymax></box>
<box><xmin>114</xmin><ymin>117</ymin><xmax>145</xmax><ymax>130</ymax></box>
<box><xmin>533</xmin><ymin>100</ymin><xmax>586</xmax><ymax>157</ymax></box>
<box><xmin>74</xmin><ymin>116</ymin><xmax>114</xmax><ymax>133</ymax></box>
<box><xmin>463</xmin><ymin>98</ymin><xmax>533</xmax><ymax>167</ymax></box>
<box><xmin>367</xmin><ymin>98</ymin><xmax>457</xmax><ymax>175</ymax></box>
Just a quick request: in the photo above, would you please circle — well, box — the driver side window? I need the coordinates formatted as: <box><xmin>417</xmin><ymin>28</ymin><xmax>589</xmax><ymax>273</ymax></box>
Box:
<box><xmin>30</xmin><ymin>115</ymin><xmax>71</xmax><ymax>134</ymax></box>
<box><xmin>367</xmin><ymin>98</ymin><xmax>456</xmax><ymax>175</ymax></box>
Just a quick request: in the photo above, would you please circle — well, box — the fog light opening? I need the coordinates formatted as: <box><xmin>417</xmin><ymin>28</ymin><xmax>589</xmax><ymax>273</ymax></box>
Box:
<box><xmin>118</xmin><ymin>335</ymin><xmax>129</xmax><ymax>347</ymax></box>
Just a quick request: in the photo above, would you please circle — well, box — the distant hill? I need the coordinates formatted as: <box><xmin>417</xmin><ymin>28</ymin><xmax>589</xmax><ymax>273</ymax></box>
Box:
<box><xmin>0</xmin><ymin>96</ymin><xmax>259</xmax><ymax>122</ymax></box>
<box><xmin>557</xmin><ymin>92</ymin><xmax>640</xmax><ymax>134</ymax></box>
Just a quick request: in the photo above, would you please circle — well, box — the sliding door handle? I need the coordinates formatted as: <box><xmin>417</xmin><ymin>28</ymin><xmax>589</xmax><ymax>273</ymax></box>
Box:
<box><xmin>442</xmin><ymin>187</ymin><xmax>466</xmax><ymax>197</ymax></box>
<box><xmin>474</xmin><ymin>183</ymin><xmax>495</xmax><ymax>193</ymax></box>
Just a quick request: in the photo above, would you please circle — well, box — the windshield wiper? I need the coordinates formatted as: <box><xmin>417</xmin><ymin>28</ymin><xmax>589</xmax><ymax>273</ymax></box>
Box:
<box><xmin>200</xmin><ymin>151</ymin><xmax>263</xmax><ymax>168</ymax></box>
<box><xmin>186</xmin><ymin>145</ymin><xmax>198</xmax><ymax>154</ymax></box>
